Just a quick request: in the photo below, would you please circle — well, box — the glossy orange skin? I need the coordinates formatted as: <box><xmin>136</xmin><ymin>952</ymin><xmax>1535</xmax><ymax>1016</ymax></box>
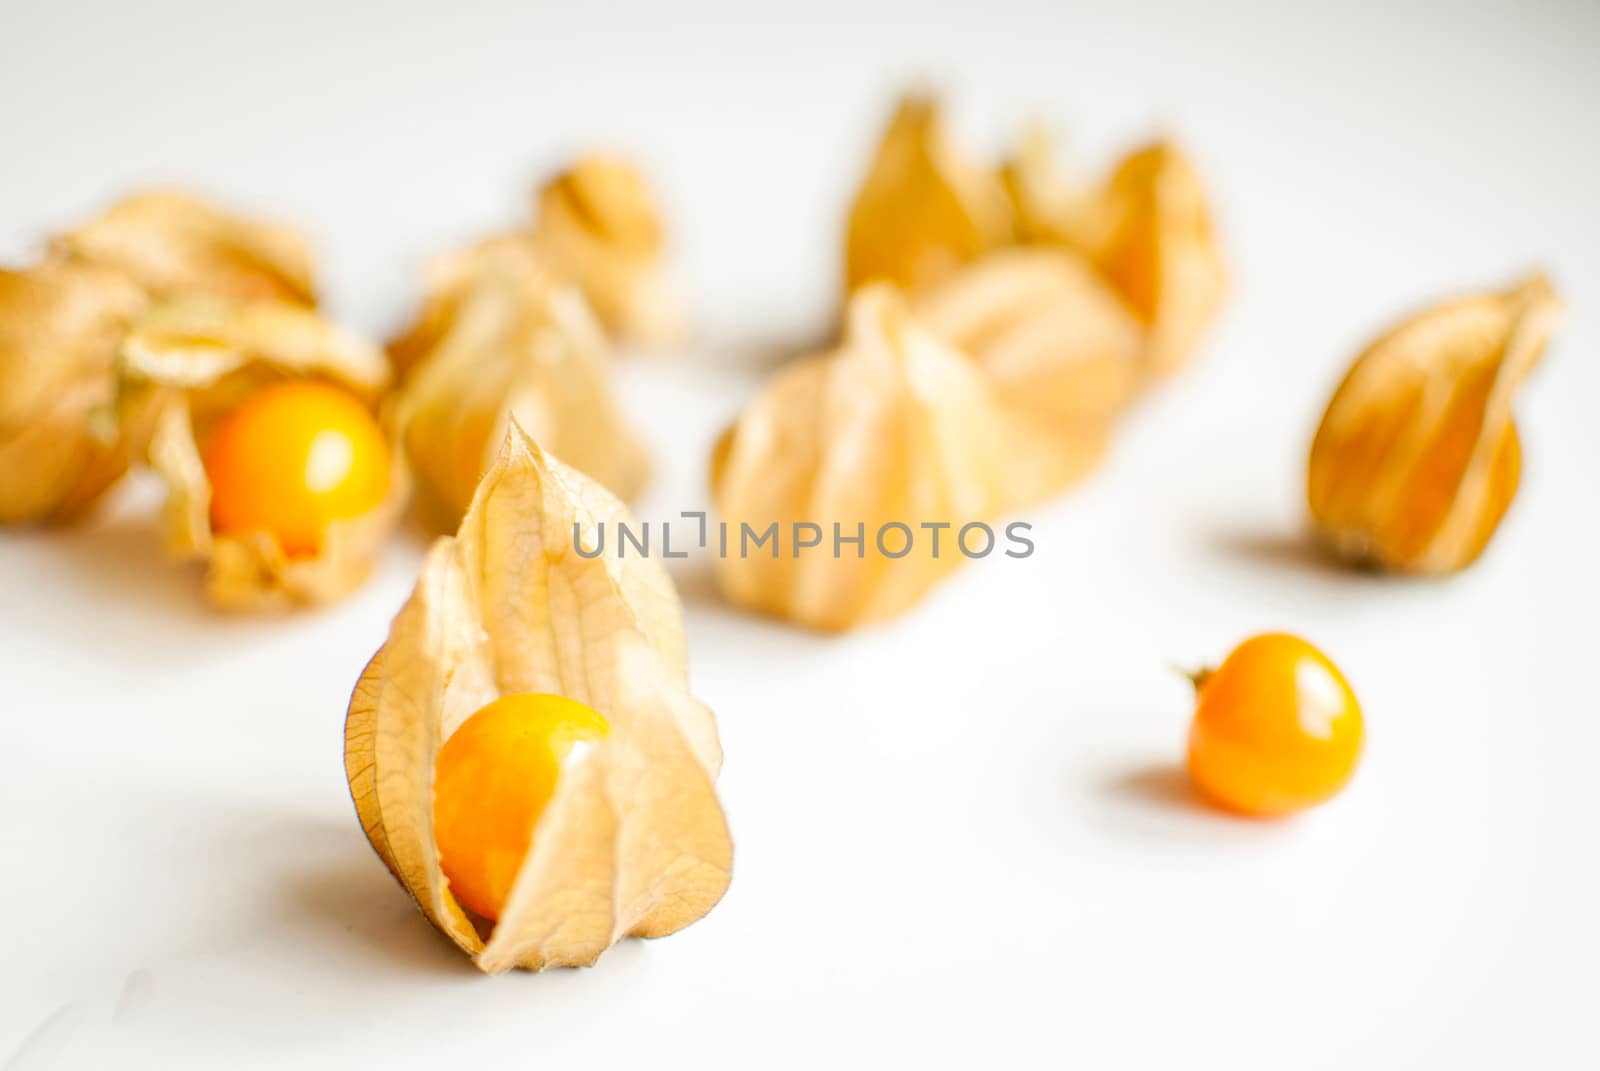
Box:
<box><xmin>1186</xmin><ymin>633</ymin><xmax>1363</xmax><ymax>817</ymax></box>
<box><xmin>432</xmin><ymin>694</ymin><xmax>610</xmax><ymax>921</ymax></box>
<box><xmin>201</xmin><ymin>380</ymin><xmax>389</xmax><ymax>558</ymax></box>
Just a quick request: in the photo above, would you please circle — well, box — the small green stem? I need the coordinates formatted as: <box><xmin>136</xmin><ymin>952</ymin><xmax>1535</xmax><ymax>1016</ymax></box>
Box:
<box><xmin>1169</xmin><ymin>661</ymin><xmax>1213</xmax><ymax>693</ymax></box>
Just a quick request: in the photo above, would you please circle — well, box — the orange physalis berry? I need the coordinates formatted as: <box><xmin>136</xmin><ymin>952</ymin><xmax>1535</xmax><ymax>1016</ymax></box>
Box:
<box><xmin>432</xmin><ymin>694</ymin><xmax>611</xmax><ymax>921</ymax></box>
<box><xmin>201</xmin><ymin>380</ymin><xmax>389</xmax><ymax>558</ymax></box>
<box><xmin>1185</xmin><ymin>633</ymin><xmax>1364</xmax><ymax>817</ymax></box>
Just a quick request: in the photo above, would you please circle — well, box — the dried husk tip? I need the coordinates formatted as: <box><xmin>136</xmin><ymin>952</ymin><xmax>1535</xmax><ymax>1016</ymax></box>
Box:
<box><xmin>121</xmin><ymin>298</ymin><xmax>401</xmax><ymax>609</ymax></box>
<box><xmin>531</xmin><ymin>155</ymin><xmax>685</xmax><ymax>347</ymax></box>
<box><xmin>345</xmin><ymin>424</ymin><xmax>731</xmax><ymax>971</ymax></box>
<box><xmin>1080</xmin><ymin>140</ymin><xmax>1227</xmax><ymax>379</ymax></box>
<box><xmin>1002</xmin><ymin>128</ymin><xmax>1227</xmax><ymax>380</ymax></box>
<box><xmin>388</xmin><ymin>235</ymin><xmax>649</xmax><ymax>534</ymax></box>
<box><xmin>844</xmin><ymin>94</ymin><xmax>1014</xmax><ymax>293</ymax></box>
<box><xmin>844</xmin><ymin>99</ymin><xmax>1225</xmax><ymax>383</ymax></box>
<box><xmin>1308</xmin><ymin>271</ymin><xmax>1562</xmax><ymax>575</ymax></box>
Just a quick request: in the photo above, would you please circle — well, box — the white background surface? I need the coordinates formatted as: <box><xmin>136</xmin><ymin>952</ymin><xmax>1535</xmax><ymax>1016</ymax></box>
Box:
<box><xmin>2</xmin><ymin>1</ymin><xmax>1597</xmax><ymax>1067</ymax></box>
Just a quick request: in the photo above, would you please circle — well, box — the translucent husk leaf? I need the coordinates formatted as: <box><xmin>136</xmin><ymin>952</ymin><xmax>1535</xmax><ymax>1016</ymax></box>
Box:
<box><xmin>844</xmin><ymin>95</ymin><xmax>1013</xmax><ymax>294</ymax></box>
<box><xmin>1073</xmin><ymin>141</ymin><xmax>1226</xmax><ymax>379</ymax></box>
<box><xmin>912</xmin><ymin>247</ymin><xmax>1143</xmax><ymax>503</ymax></box>
<box><xmin>711</xmin><ymin>285</ymin><xmax>1036</xmax><ymax>632</ymax></box>
<box><xmin>0</xmin><ymin>191</ymin><xmax>322</xmax><ymax>526</ymax></box>
<box><xmin>0</xmin><ymin>261</ymin><xmax>148</xmax><ymax>524</ymax></box>
<box><xmin>53</xmin><ymin>189</ymin><xmax>317</xmax><ymax>306</ymax></box>
<box><xmin>530</xmin><ymin>156</ymin><xmax>684</xmax><ymax>347</ymax></box>
<box><xmin>388</xmin><ymin>236</ymin><xmax>649</xmax><ymax>534</ymax></box>
<box><xmin>1000</xmin><ymin>123</ymin><xmax>1095</xmax><ymax>247</ymax></box>
<box><xmin>120</xmin><ymin>298</ymin><xmax>401</xmax><ymax>609</ymax></box>
<box><xmin>1001</xmin><ymin>127</ymin><xmax>1226</xmax><ymax>378</ymax></box>
<box><xmin>344</xmin><ymin>426</ymin><xmax>730</xmax><ymax>972</ymax></box>
<box><xmin>1307</xmin><ymin>272</ymin><xmax>1561</xmax><ymax>575</ymax></box>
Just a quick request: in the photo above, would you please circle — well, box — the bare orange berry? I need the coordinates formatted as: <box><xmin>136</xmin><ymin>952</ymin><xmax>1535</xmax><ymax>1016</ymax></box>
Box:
<box><xmin>432</xmin><ymin>694</ymin><xmax>610</xmax><ymax>921</ymax></box>
<box><xmin>201</xmin><ymin>380</ymin><xmax>388</xmax><ymax>557</ymax></box>
<box><xmin>1186</xmin><ymin>633</ymin><xmax>1363</xmax><ymax>817</ymax></box>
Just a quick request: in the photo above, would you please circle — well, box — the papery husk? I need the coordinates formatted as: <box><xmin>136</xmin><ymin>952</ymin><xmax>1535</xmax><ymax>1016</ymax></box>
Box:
<box><xmin>711</xmin><ymin>285</ymin><xmax>1040</xmax><ymax>632</ymax></box>
<box><xmin>388</xmin><ymin>236</ymin><xmax>649</xmax><ymax>534</ymax></box>
<box><xmin>1307</xmin><ymin>272</ymin><xmax>1561</xmax><ymax>576</ymax></box>
<box><xmin>1001</xmin><ymin>123</ymin><xmax>1094</xmax><ymax>247</ymax></box>
<box><xmin>120</xmin><ymin>298</ymin><xmax>400</xmax><ymax>609</ymax></box>
<box><xmin>0</xmin><ymin>190</ymin><xmax>320</xmax><ymax>525</ymax></box>
<box><xmin>1071</xmin><ymin>141</ymin><xmax>1226</xmax><ymax>379</ymax></box>
<box><xmin>0</xmin><ymin>261</ymin><xmax>149</xmax><ymax>524</ymax></box>
<box><xmin>912</xmin><ymin>247</ymin><xmax>1143</xmax><ymax>503</ymax></box>
<box><xmin>530</xmin><ymin>156</ymin><xmax>684</xmax><ymax>347</ymax></box>
<box><xmin>1001</xmin><ymin>127</ymin><xmax>1225</xmax><ymax>378</ymax></box>
<box><xmin>53</xmin><ymin>189</ymin><xmax>317</xmax><ymax>306</ymax></box>
<box><xmin>844</xmin><ymin>94</ymin><xmax>1013</xmax><ymax>293</ymax></box>
<box><xmin>344</xmin><ymin>426</ymin><xmax>730</xmax><ymax>972</ymax></box>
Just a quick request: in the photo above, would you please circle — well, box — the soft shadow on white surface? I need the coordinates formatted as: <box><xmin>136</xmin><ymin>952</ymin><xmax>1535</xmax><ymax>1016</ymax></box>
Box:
<box><xmin>687</xmin><ymin>321</ymin><xmax>835</xmax><ymax>374</ymax></box>
<box><xmin>0</xmin><ymin>480</ymin><xmax>280</xmax><ymax>665</ymax></box>
<box><xmin>6</xmin><ymin>792</ymin><xmax>662</xmax><ymax>1064</ymax></box>
<box><xmin>282</xmin><ymin>845</ymin><xmax>477</xmax><ymax>977</ymax></box>
<box><xmin>1109</xmin><ymin>761</ymin><xmax>1209</xmax><ymax>812</ymax></box>
<box><xmin>1091</xmin><ymin>761</ymin><xmax>1301</xmax><ymax>845</ymax></box>
<box><xmin>669</xmin><ymin>553</ymin><xmax>856</xmax><ymax>656</ymax></box>
<box><xmin>0</xmin><ymin>477</ymin><xmax>425</xmax><ymax>676</ymax></box>
<box><xmin>35</xmin><ymin>514</ymin><xmax>202</xmax><ymax>612</ymax></box>
<box><xmin>0</xmin><ymin>547</ymin><xmax>262</xmax><ymax>683</ymax></box>
<box><xmin>1207</xmin><ymin>526</ymin><xmax>1359</xmax><ymax>580</ymax></box>
<box><xmin>191</xmin><ymin>812</ymin><xmax>475</xmax><ymax>981</ymax></box>
<box><xmin>0</xmin><ymin>509</ymin><xmax>220</xmax><ymax>641</ymax></box>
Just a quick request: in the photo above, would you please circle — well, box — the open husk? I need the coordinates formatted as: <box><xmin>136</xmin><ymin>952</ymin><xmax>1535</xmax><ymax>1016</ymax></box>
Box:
<box><xmin>712</xmin><ymin>285</ymin><xmax>1041</xmax><ymax>631</ymax></box>
<box><xmin>345</xmin><ymin>426</ymin><xmax>731</xmax><ymax>972</ymax></box>
<box><xmin>531</xmin><ymin>156</ymin><xmax>684</xmax><ymax>347</ymax></box>
<box><xmin>2</xmin><ymin>190</ymin><xmax>321</xmax><ymax>524</ymax></box>
<box><xmin>389</xmin><ymin>235</ymin><xmax>649</xmax><ymax>534</ymax></box>
<box><xmin>0</xmin><ymin>261</ymin><xmax>149</xmax><ymax>524</ymax></box>
<box><xmin>120</xmin><ymin>299</ymin><xmax>399</xmax><ymax>609</ymax></box>
<box><xmin>53</xmin><ymin>189</ymin><xmax>316</xmax><ymax>306</ymax></box>
<box><xmin>847</xmin><ymin>98</ymin><xmax>1224</xmax><ymax>380</ymax></box>
<box><xmin>844</xmin><ymin>94</ymin><xmax>1013</xmax><ymax>294</ymax></box>
<box><xmin>1308</xmin><ymin>272</ymin><xmax>1561</xmax><ymax>575</ymax></box>
<box><xmin>912</xmin><ymin>247</ymin><xmax>1143</xmax><ymax>501</ymax></box>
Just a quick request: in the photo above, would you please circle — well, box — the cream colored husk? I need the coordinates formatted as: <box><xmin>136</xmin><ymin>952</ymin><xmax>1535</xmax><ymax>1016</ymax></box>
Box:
<box><xmin>120</xmin><ymin>298</ymin><xmax>400</xmax><ymax>608</ymax></box>
<box><xmin>388</xmin><ymin>235</ymin><xmax>649</xmax><ymax>533</ymax></box>
<box><xmin>345</xmin><ymin>426</ymin><xmax>731</xmax><ymax>971</ymax></box>
<box><xmin>1307</xmin><ymin>272</ymin><xmax>1561</xmax><ymax>575</ymax></box>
